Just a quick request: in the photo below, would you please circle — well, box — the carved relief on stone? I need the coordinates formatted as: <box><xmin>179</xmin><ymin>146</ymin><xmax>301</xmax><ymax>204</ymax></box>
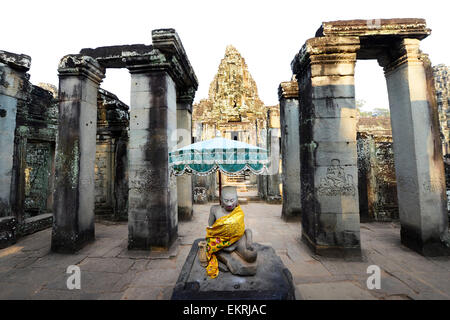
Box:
<box><xmin>317</xmin><ymin>159</ymin><xmax>356</xmax><ymax>196</ymax></box>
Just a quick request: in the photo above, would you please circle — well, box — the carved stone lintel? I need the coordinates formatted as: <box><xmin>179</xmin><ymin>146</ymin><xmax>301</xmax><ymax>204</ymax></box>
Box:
<box><xmin>177</xmin><ymin>87</ymin><xmax>196</xmax><ymax>105</ymax></box>
<box><xmin>292</xmin><ymin>37</ymin><xmax>360</xmax><ymax>75</ymax></box>
<box><xmin>58</xmin><ymin>55</ymin><xmax>105</xmax><ymax>84</ymax></box>
<box><xmin>380</xmin><ymin>38</ymin><xmax>423</xmax><ymax>74</ymax></box>
<box><xmin>278</xmin><ymin>80</ymin><xmax>299</xmax><ymax>100</ymax></box>
<box><xmin>152</xmin><ymin>29</ymin><xmax>198</xmax><ymax>91</ymax></box>
<box><xmin>317</xmin><ymin>18</ymin><xmax>431</xmax><ymax>40</ymax></box>
<box><xmin>0</xmin><ymin>50</ymin><xmax>31</xmax><ymax>71</ymax></box>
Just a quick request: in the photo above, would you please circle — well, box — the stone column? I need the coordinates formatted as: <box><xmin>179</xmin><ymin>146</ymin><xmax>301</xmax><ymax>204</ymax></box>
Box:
<box><xmin>257</xmin><ymin>127</ymin><xmax>268</xmax><ymax>200</ymax></box>
<box><xmin>267</xmin><ymin>126</ymin><xmax>282</xmax><ymax>203</ymax></box>
<box><xmin>126</xmin><ymin>66</ymin><xmax>178</xmax><ymax>250</ymax></box>
<box><xmin>279</xmin><ymin>80</ymin><xmax>301</xmax><ymax>220</ymax></box>
<box><xmin>292</xmin><ymin>37</ymin><xmax>361</xmax><ymax>257</ymax></box>
<box><xmin>176</xmin><ymin>89</ymin><xmax>195</xmax><ymax>220</ymax></box>
<box><xmin>51</xmin><ymin>55</ymin><xmax>105</xmax><ymax>253</ymax></box>
<box><xmin>382</xmin><ymin>39</ymin><xmax>450</xmax><ymax>255</ymax></box>
<box><xmin>0</xmin><ymin>51</ymin><xmax>31</xmax><ymax>219</ymax></box>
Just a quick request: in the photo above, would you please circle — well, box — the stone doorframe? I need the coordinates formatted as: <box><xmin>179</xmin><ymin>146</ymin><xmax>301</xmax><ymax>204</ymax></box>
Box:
<box><xmin>51</xmin><ymin>29</ymin><xmax>198</xmax><ymax>253</ymax></box>
<box><xmin>291</xmin><ymin>18</ymin><xmax>450</xmax><ymax>257</ymax></box>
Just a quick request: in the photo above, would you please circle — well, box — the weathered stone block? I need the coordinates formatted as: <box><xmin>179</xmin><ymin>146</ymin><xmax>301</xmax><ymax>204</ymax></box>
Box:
<box><xmin>312</xmin><ymin>117</ymin><xmax>357</xmax><ymax>142</ymax></box>
<box><xmin>0</xmin><ymin>216</ymin><xmax>17</xmax><ymax>249</ymax></box>
<box><xmin>314</xmin><ymin>141</ymin><xmax>358</xmax><ymax>167</ymax></box>
<box><xmin>312</xmin><ymin>84</ymin><xmax>355</xmax><ymax>99</ymax></box>
<box><xmin>312</xmin><ymin>97</ymin><xmax>357</xmax><ymax>118</ymax></box>
<box><xmin>18</xmin><ymin>213</ymin><xmax>53</xmax><ymax>236</ymax></box>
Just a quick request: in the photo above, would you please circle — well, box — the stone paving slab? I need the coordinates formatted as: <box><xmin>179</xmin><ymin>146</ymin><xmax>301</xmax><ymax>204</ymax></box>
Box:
<box><xmin>0</xmin><ymin>203</ymin><xmax>448</xmax><ymax>300</ymax></box>
<box><xmin>295</xmin><ymin>282</ymin><xmax>377</xmax><ymax>300</ymax></box>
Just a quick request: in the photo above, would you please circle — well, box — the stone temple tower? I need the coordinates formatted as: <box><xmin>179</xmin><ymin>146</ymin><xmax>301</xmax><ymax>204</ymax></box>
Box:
<box><xmin>193</xmin><ymin>45</ymin><xmax>267</xmax><ymax>145</ymax></box>
<box><xmin>192</xmin><ymin>45</ymin><xmax>271</xmax><ymax>193</ymax></box>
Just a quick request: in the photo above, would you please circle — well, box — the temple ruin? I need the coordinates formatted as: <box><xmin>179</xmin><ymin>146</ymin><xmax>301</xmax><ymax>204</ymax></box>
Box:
<box><xmin>1</xmin><ymin>19</ymin><xmax>449</xmax><ymax>261</ymax></box>
<box><xmin>288</xmin><ymin>18</ymin><xmax>450</xmax><ymax>256</ymax></box>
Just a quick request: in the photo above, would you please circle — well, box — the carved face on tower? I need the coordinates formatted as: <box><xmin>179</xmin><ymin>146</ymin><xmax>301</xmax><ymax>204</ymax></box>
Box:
<box><xmin>221</xmin><ymin>186</ymin><xmax>238</xmax><ymax>212</ymax></box>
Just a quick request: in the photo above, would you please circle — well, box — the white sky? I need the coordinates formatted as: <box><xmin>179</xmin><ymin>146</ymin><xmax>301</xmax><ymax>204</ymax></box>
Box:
<box><xmin>2</xmin><ymin>0</ymin><xmax>449</xmax><ymax>110</ymax></box>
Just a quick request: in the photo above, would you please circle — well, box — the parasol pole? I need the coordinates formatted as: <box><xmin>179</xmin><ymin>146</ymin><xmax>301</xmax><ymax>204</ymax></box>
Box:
<box><xmin>218</xmin><ymin>170</ymin><xmax>222</xmax><ymax>205</ymax></box>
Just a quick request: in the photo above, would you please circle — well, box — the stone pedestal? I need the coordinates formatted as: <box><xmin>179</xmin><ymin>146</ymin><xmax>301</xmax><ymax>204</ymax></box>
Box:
<box><xmin>292</xmin><ymin>37</ymin><xmax>361</xmax><ymax>257</ymax></box>
<box><xmin>382</xmin><ymin>39</ymin><xmax>450</xmax><ymax>256</ymax></box>
<box><xmin>176</xmin><ymin>91</ymin><xmax>194</xmax><ymax>220</ymax></box>
<box><xmin>279</xmin><ymin>81</ymin><xmax>301</xmax><ymax>220</ymax></box>
<box><xmin>0</xmin><ymin>51</ymin><xmax>31</xmax><ymax>218</ymax></box>
<box><xmin>51</xmin><ymin>55</ymin><xmax>105</xmax><ymax>253</ymax></box>
<box><xmin>172</xmin><ymin>239</ymin><xmax>295</xmax><ymax>300</ymax></box>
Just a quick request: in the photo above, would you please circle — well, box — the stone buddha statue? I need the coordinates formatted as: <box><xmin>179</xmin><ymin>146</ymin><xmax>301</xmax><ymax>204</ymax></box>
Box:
<box><xmin>206</xmin><ymin>186</ymin><xmax>257</xmax><ymax>276</ymax></box>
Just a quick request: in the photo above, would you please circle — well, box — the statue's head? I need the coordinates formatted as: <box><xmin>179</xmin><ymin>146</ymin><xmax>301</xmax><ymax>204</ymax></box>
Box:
<box><xmin>221</xmin><ymin>186</ymin><xmax>238</xmax><ymax>212</ymax></box>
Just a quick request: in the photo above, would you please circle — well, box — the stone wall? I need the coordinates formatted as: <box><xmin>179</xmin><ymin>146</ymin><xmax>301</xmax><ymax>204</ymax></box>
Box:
<box><xmin>0</xmin><ymin>50</ymin><xmax>58</xmax><ymax>247</ymax></box>
<box><xmin>0</xmin><ymin>50</ymin><xmax>132</xmax><ymax>250</ymax></box>
<box><xmin>23</xmin><ymin>85</ymin><xmax>58</xmax><ymax>217</ymax></box>
<box><xmin>433</xmin><ymin>64</ymin><xmax>449</xmax><ymax>155</ymax></box>
<box><xmin>357</xmin><ymin>117</ymin><xmax>398</xmax><ymax>222</ymax></box>
<box><xmin>94</xmin><ymin>88</ymin><xmax>129</xmax><ymax>220</ymax></box>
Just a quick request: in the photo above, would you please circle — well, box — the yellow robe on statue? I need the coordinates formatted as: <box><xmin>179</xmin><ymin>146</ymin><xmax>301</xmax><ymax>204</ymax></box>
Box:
<box><xmin>205</xmin><ymin>205</ymin><xmax>245</xmax><ymax>278</ymax></box>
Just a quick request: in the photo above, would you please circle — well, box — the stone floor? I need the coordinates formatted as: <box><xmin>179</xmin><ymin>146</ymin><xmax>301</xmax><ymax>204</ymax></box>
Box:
<box><xmin>0</xmin><ymin>203</ymin><xmax>449</xmax><ymax>300</ymax></box>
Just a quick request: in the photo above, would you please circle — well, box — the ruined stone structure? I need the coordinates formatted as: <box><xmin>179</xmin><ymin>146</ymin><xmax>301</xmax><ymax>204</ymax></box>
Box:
<box><xmin>0</xmin><ymin>52</ymin><xmax>58</xmax><ymax>248</ymax></box>
<box><xmin>95</xmin><ymin>89</ymin><xmax>129</xmax><ymax>220</ymax></box>
<box><xmin>279</xmin><ymin>79</ymin><xmax>301</xmax><ymax>219</ymax></box>
<box><xmin>291</xmin><ymin>18</ymin><xmax>450</xmax><ymax>257</ymax></box>
<box><xmin>0</xmin><ymin>48</ymin><xmax>135</xmax><ymax>249</ymax></box>
<box><xmin>50</xmin><ymin>29</ymin><xmax>197</xmax><ymax>252</ymax></box>
<box><xmin>357</xmin><ymin>116</ymin><xmax>398</xmax><ymax>222</ymax></box>
<box><xmin>433</xmin><ymin>64</ymin><xmax>450</xmax><ymax>155</ymax></box>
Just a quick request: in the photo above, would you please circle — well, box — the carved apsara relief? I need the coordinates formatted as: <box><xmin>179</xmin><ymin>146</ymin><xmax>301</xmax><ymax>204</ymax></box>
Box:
<box><xmin>317</xmin><ymin>159</ymin><xmax>356</xmax><ymax>196</ymax></box>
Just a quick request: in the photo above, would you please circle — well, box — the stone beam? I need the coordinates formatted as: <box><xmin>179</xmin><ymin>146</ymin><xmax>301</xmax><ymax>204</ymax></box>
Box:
<box><xmin>51</xmin><ymin>55</ymin><xmax>105</xmax><ymax>253</ymax></box>
<box><xmin>152</xmin><ymin>29</ymin><xmax>198</xmax><ymax>92</ymax></box>
<box><xmin>80</xmin><ymin>44</ymin><xmax>153</xmax><ymax>69</ymax></box>
<box><xmin>316</xmin><ymin>18</ymin><xmax>431</xmax><ymax>40</ymax></box>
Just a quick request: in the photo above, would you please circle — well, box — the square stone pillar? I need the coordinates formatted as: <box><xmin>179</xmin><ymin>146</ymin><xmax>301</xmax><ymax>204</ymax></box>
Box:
<box><xmin>267</xmin><ymin>127</ymin><xmax>282</xmax><ymax>203</ymax></box>
<box><xmin>51</xmin><ymin>55</ymin><xmax>105</xmax><ymax>253</ymax></box>
<box><xmin>279</xmin><ymin>80</ymin><xmax>301</xmax><ymax>220</ymax></box>
<box><xmin>176</xmin><ymin>89</ymin><xmax>195</xmax><ymax>220</ymax></box>
<box><xmin>124</xmin><ymin>28</ymin><xmax>198</xmax><ymax>250</ymax></box>
<box><xmin>292</xmin><ymin>37</ymin><xmax>361</xmax><ymax>257</ymax></box>
<box><xmin>0</xmin><ymin>51</ymin><xmax>31</xmax><ymax>219</ymax></box>
<box><xmin>382</xmin><ymin>39</ymin><xmax>450</xmax><ymax>256</ymax></box>
<box><xmin>127</xmin><ymin>69</ymin><xmax>178</xmax><ymax>250</ymax></box>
